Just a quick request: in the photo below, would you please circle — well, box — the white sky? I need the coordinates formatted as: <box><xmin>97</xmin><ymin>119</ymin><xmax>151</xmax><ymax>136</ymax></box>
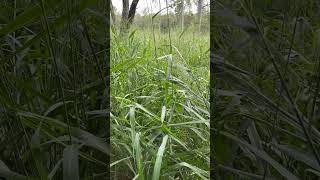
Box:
<box><xmin>111</xmin><ymin>0</ymin><xmax>209</xmax><ymax>15</ymax></box>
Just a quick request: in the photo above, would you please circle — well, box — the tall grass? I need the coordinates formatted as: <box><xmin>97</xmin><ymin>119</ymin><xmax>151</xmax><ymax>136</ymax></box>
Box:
<box><xmin>111</xmin><ymin>26</ymin><xmax>210</xmax><ymax>179</ymax></box>
<box><xmin>0</xmin><ymin>0</ymin><xmax>109</xmax><ymax>179</ymax></box>
<box><xmin>213</xmin><ymin>0</ymin><xmax>320</xmax><ymax>179</ymax></box>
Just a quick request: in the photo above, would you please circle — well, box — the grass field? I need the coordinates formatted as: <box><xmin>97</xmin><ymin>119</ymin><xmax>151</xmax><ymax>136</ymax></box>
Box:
<box><xmin>111</xmin><ymin>27</ymin><xmax>210</xmax><ymax>179</ymax></box>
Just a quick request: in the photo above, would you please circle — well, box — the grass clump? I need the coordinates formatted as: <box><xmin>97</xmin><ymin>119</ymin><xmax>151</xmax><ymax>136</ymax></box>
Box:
<box><xmin>111</xmin><ymin>27</ymin><xmax>210</xmax><ymax>179</ymax></box>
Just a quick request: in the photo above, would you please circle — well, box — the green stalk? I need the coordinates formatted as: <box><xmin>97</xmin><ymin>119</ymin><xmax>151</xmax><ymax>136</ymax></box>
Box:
<box><xmin>38</xmin><ymin>0</ymin><xmax>72</xmax><ymax>143</ymax></box>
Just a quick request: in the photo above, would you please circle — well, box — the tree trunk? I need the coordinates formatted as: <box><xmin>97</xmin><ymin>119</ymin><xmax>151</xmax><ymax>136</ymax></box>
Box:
<box><xmin>181</xmin><ymin>0</ymin><xmax>184</xmax><ymax>30</ymax></box>
<box><xmin>120</xmin><ymin>0</ymin><xmax>129</xmax><ymax>33</ymax></box>
<box><xmin>120</xmin><ymin>0</ymin><xmax>140</xmax><ymax>34</ymax></box>
<box><xmin>110</xmin><ymin>1</ymin><xmax>116</xmax><ymax>25</ymax></box>
<box><xmin>128</xmin><ymin>0</ymin><xmax>140</xmax><ymax>25</ymax></box>
<box><xmin>197</xmin><ymin>0</ymin><xmax>203</xmax><ymax>32</ymax></box>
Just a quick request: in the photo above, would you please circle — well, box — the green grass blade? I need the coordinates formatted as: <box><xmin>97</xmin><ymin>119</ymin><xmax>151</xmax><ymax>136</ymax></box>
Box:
<box><xmin>63</xmin><ymin>145</ymin><xmax>79</xmax><ymax>180</ymax></box>
<box><xmin>0</xmin><ymin>160</ymin><xmax>27</xmax><ymax>180</ymax></box>
<box><xmin>152</xmin><ymin>135</ymin><xmax>169</xmax><ymax>180</ymax></box>
<box><xmin>134</xmin><ymin>132</ymin><xmax>144</xmax><ymax>180</ymax></box>
<box><xmin>0</xmin><ymin>0</ymin><xmax>63</xmax><ymax>37</ymax></box>
<box><xmin>30</xmin><ymin>129</ymin><xmax>49</xmax><ymax>180</ymax></box>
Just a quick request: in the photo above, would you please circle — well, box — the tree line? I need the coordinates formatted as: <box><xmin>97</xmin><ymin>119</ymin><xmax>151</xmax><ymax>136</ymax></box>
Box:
<box><xmin>111</xmin><ymin>0</ymin><xmax>209</xmax><ymax>33</ymax></box>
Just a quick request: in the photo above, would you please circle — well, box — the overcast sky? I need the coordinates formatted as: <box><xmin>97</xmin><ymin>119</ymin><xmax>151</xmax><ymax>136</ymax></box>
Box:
<box><xmin>111</xmin><ymin>0</ymin><xmax>209</xmax><ymax>15</ymax></box>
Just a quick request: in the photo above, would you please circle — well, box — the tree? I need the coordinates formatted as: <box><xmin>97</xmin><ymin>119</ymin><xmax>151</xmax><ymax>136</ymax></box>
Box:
<box><xmin>180</xmin><ymin>0</ymin><xmax>185</xmax><ymax>30</ymax></box>
<box><xmin>175</xmin><ymin>0</ymin><xmax>191</xmax><ymax>31</ymax></box>
<box><xmin>197</xmin><ymin>0</ymin><xmax>203</xmax><ymax>32</ymax></box>
<box><xmin>110</xmin><ymin>1</ymin><xmax>116</xmax><ymax>25</ymax></box>
<box><xmin>120</xmin><ymin>0</ymin><xmax>129</xmax><ymax>32</ymax></box>
<box><xmin>128</xmin><ymin>0</ymin><xmax>140</xmax><ymax>24</ymax></box>
<box><xmin>120</xmin><ymin>0</ymin><xmax>140</xmax><ymax>33</ymax></box>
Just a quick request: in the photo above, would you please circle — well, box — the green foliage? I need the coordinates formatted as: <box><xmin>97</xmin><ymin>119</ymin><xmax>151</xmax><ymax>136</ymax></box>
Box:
<box><xmin>0</xmin><ymin>0</ymin><xmax>109</xmax><ymax>179</ymax></box>
<box><xmin>111</xmin><ymin>24</ymin><xmax>209</xmax><ymax>178</ymax></box>
<box><xmin>213</xmin><ymin>0</ymin><xmax>320</xmax><ymax>179</ymax></box>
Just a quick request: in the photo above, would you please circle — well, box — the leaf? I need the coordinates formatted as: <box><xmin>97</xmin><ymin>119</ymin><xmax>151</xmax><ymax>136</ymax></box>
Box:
<box><xmin>135</xmin><ymin>103</ymin><xmax>157</xmax><ymax>118</ymax></box>
<box><xmin>133</xmin><ymin>133</ymin><xmax>144</xmax><ymax>180</ymax></box>
<box><xmin>305</xmin><ymin>169</ymin><xmax>320</xmax><ymax>176</ymax></box>
<box><xmin>183</xmin><ymin>105</ymin><xmax>209</xmax><ymax>128</ymax></box>
<box><xmin>63</xmin><ymin>145</ymin><xmax>79</xmax><ymax>180</ymax></box>
<box><xmin>160</xmin><ymin>106</ymin><xmax>166</xmax><ymax>124</ymax></box>
<box><xmin>129</xmin><ymin>28</ymin><xmax>138</xmax><ymax>40</ymax></box>
<box><xmin>110</xmin><ymin>157</ymin><xmax>131</xmax><ymax>168</ymax></box>
<box><xmin>85</xmin><ymin>110</ymin><xmax>109</xmax><ymax>116</ymax></box>
<box><xmin>218</xmin><ymin>130</ymin><xmax>300</xmax><ymax>180</ymax></box>
<box><xmin>42</xmin><ymin>135</ymin><xmax>81</xmax><ymax>145</ymax></box>
<box><xmin>17</xmin><ymin>111</ymin><xmax>68</xmax><ymax>130</ymax></box>
<box><xmin>247</xmin><ymin>120</ymin><xmax>265</xmax><ymax>172</ymax></box>
<box><xmin>174</xmin><ymin>162</ymin><xmax>209</xmax><ymax>180</ymax></box>
<box><xmin>152</xmin><ymin>135</ymin><xmax>168</xmax><ymax>180</ymax></box>
<box><xmin>215</xmin><ymin>63</ymin><xmax>320</xmax><ymax>137</ymax></box>
<box><xmin>129</xmin><ymin>107</ymin><xmax>136</xmax><ymax>143</ymax></box>
<box><xmin>167</xmin><ymin>120</ymin><xmax>209</xmax><ymax>127</ymax></box>
<box><xmin>0</xmin><ymin>160</ymin><xmax>10</xmax><ymax>171</ymax></box>
<box><xmin>214</xmin><ymin>8</ymin><xmax>257</xmax><ymax>34</ymax></box>
<box><xmin>30</xmin><ymin>129</ymin><xmax>49</xmax><ymax>180</ymax></box>
<box><xmin>0</xmin><ymin>0</ymin><xmax>63</xmax><ymax>37</ymax></box>
<box><xmin>15</xmin><ymin>0</ymin><xmax>100</xmax><ymax>54</ymax></box>
<box><xmin>17</xmin><ymin>111</ymin><xmax>110</xmax><ymax>155</ymax></box>
<box><xmin>43</xmin><ymin>101</ymin><xmax>73</xmax><ymax>116</ymax></box>
<box><xmin>213</xmin><ymin>58</ymin><xmax>251</xmax><ymax>75</ymax></box>
<box><xmin>218</xmin><ymin>165</ymin><xmax>275</xmax><ymax>180</ymax></box>
<box><xmin>272</xmin><ymin>143</ymin><xmax>320</xmax><ymax>171</ymax></box>
<box><xmin>0</xmin><ymin>160</ymin><xmax>27</xmax><ymax>180</ymax></box>
<box><xmin>70</xmin><ymin>128</ymin><xmax>110</xmax><ymax>155</ymax></box>
<box><xmin>48</xmin><ymin>159</ymin><xmax>62</xmax><ymax>180</ymax></box>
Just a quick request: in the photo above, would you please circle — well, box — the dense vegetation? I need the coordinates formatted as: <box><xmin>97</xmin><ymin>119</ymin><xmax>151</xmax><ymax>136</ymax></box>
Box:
<box><xmin>213</xmin><ymin>0</ymin><xmax>320</xmax><ymax>179</ymax></box>
<box><xmin>110</xmin><ymin>1</ymin><xmax>210</xmax><ymax>179</ymax></box>
<box><xmin>6</xmin><ymin>0</ymin><xmax>318</xmax><ymax>179</ymax></box>
<box><xmin>0</xmin><ymin>0</ymin><xmax>109</xmax><ymax>179</ymax></box>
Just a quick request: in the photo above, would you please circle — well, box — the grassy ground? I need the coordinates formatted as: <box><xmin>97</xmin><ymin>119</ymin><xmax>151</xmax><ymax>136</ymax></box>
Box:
<box><xmin>111</xmin><ymin>27</ymin><xmax>210</xmax><ymax>179</ymax></box>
